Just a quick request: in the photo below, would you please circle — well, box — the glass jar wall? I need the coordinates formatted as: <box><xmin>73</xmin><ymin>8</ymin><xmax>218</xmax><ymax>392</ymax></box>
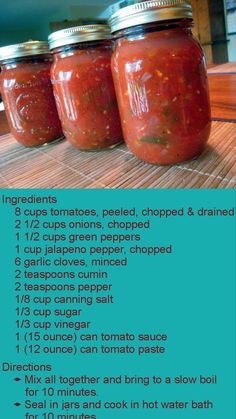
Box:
<box><xmin>49</xmin><ymin>26</ymin><xmax>123</xmax><ymax>151</ymax></box>
<box><xmin>0</xmin><ymin>42</ymin><xmax>63</xmax><ymax>147</ymax></box>
<box><xmin>110</xmin><ymin>1</ymin><xmax>211</xmax><ymax>165</ymax></box>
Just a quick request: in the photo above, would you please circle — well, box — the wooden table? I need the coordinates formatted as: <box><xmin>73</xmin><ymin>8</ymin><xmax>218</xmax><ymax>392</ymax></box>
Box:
<box><xmin>208</xmin><ymin>62</ymin><xmax>236</xmax><ymax>122</ymax></box>
<box><xmin>0</xmin><ymin>63</ymin><xmax>235</xmax><ymax>189</ymax></box>
<box><xmin>0</xmin><ymin>110</ymin><xmax>9</xmax><ymax>135</ymax></box>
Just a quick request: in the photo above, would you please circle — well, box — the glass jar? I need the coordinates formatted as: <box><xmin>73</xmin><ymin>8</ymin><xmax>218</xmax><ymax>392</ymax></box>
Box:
<box><xmin>0</xmin><ymin>41</ymin><xmax>63</xmax><ymax>147</ymax></box>
<box><xmin>109</xmin><ymin>0</ymin><xmax>212</xmax><ymax>165</ymax></box>
<box><xmin>49</xmin><ymin>25</ymin><xmax>123</xmax><ymax>150</ymax></box>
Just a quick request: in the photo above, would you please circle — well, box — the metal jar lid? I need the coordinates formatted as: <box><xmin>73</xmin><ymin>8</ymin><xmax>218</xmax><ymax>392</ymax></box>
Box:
<box><xmin>109</xmin><ymin>0</ymin><xmax>193</xmax><ymax>33</ymax></box>
<box><xmin>0</xmin><ymin>41</ymin><xmax>50</xmax><ymax>62</ymax></box>
<box><xmin>48</xmin><ymin>25</ymin><xmax>112</xmax><ymax>50</ymax></box>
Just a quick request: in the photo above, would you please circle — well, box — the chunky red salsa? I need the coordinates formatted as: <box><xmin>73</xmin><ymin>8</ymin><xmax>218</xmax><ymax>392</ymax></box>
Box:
<box><xmin>51</xmin><ymin>42</ymin><xmax>123</xmax><ymax>150</ymax></box>
<box><xmin>0</xmin><ymin>59</ymin><xmax>63</xmax><ymax>147</ymax></box>
<box><xmin>111</xmin><ymin>26</ymin><xmax>211</xmax><ymax>165</ymax></box>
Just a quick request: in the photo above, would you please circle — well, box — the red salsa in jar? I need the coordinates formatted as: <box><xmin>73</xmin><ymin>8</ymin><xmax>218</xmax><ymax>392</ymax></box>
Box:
<box><xmin>0</xmin><ymin>41</ymin><xmax>63</xmax><ymax>147</ymax></box>
<box><xmin>49</xmin><ymin>25</ymin><xmax>123</xmax><ymax>150</ymax></box>
<box><xmin>109</xmin><ymin>0</ymin><xmax>211</xmax><ymax>165</ymax></box>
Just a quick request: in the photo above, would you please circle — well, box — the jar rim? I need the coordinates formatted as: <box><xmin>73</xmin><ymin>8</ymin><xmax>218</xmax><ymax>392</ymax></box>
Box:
<box><xmin>48</xmin><ymin>25</ymin><xmax>112</xmax><ymax>50</ymax></box>
<box><xmin>109</xmin><ymin>0</ymin><xmax>193</xmax><ymax>33</ymax></box>
<box><xmin>0</xmin><ymin>41</ymin><xmax>50</xmax><ymax>62</ymax></box>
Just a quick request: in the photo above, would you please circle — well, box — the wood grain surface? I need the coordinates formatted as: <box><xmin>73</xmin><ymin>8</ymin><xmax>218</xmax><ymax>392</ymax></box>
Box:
<box><xmin>208</xmin><ymin>73</ymin><xmax>236</xmax><ymax>121</ymax></box>
<box><xmin>207</xmin><ymin>62</ymin><xmax>236</xmax><ymax>74</ymax></box>
<box><xmin>207</xmin><ymin>62</ymin><xmax>236</xmax><ymax>122</ymax></box>
<box><xmin>0</xmin><ymin>121</ymin><xmax>235</xmax><ymax>189</ymax></box>
<box><xmin>0</xmin><ymin>111</ymin><xmax>9</xmax><ymax>135</ymax></box>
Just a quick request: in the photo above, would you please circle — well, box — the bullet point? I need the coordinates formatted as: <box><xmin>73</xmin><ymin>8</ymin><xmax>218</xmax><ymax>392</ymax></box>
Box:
<box><xmin>14</xmin><ymin>403</ymin><xmax>21</xmax><ymax>407</ymax></box>
<box><xmin>14</xmin><ymin>377</ymin><xmax>21</xmax><ymax>382</ymax></box>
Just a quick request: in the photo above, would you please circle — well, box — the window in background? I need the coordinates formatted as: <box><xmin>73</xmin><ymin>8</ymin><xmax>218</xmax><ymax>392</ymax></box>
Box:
<box><xmin>208</xmin><ymin>0</ymin><xmax>228</xmax><ymax>63</ymax></box>
<box><xmin>225</xmin><ymin>0</ymin><xmax>236</xmax><ymax>61</ymax></box>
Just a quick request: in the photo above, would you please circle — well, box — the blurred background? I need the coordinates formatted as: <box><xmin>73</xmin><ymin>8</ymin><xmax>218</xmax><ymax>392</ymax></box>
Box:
<box><xmin>0</xmin><ymin>0</ymin><xmax>235</xmax><ymax>64</ymax></box>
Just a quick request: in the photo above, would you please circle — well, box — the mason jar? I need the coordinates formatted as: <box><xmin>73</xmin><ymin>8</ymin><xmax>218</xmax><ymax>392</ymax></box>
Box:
<box><xmin>0</xmin><ymin>41</ymin><xmax>63</xmax><ymax>147</ymax></box>
<box><xmin>109</xmin><ymin>0</ymin><xmax>212</xmax><ymax>165</ymax></box>
<box><xmin>49</xmin><ymin>25</ymin><xmax>123</xmax><ymax>150</ymax></box>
